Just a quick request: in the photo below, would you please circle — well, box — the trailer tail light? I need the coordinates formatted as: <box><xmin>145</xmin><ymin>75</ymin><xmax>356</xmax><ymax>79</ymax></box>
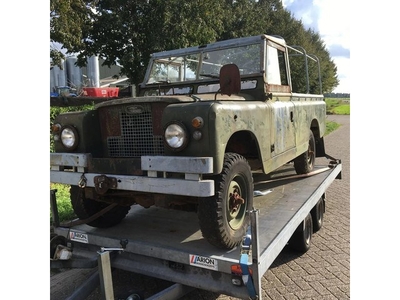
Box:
<box><xmin>231</xmin><ymin>264</ymin><xmax>253</xmax><ymax>286</ymax></box>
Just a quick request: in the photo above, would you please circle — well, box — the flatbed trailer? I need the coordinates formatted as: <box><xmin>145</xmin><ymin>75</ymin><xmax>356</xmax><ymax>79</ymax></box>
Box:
<box><xmin>50</xmin><ymin>157</ymin><xmax>342</xmax><ymax>300</ymax></box>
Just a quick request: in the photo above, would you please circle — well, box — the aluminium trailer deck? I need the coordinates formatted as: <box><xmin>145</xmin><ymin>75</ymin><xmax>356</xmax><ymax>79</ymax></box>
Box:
<box><xmin>51</xmin><ymin>158</ymin><xmax>342</xmax><ymax>300</ymax></box>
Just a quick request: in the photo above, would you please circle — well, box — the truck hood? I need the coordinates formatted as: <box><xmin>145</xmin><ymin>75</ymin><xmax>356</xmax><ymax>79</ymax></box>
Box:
<box><xmin>94</xmin><ymin>95</ymin><xmax>195</xmax><ymax>109</ymax></box>
<box><xmin>95</xmin><ymin>94</ymin><xmax>249</xmax><ymax>109</ymax></box>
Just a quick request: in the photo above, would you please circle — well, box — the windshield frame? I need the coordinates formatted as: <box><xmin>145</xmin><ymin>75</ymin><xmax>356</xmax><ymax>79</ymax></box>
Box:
<box><xmin>142</xmin><ymin>35</ymin><xmax>269</xmax><ymax>87</ymax></box>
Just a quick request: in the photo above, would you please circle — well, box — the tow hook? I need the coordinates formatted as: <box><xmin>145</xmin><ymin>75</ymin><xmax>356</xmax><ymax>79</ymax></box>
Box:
<box><xmin>94</xmin><ymin>175</ymin><xmax>118</xmax><ymax>194</ymax></box>
<box><xmin>78</xmin><ymin>174</ymin><xmax>87</xmax><ymax>188</ymax></box>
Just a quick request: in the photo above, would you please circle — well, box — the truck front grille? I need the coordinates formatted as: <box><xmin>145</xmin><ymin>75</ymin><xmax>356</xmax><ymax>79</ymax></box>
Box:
<box><xmin>104</xmin><ymin>104</ymin><xmax>165</xmax><ymax>157</ymax></box>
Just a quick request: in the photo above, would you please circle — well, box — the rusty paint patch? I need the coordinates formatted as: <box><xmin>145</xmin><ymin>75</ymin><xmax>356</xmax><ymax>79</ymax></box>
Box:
<box><xmin>151</xmin><ymin>103</ymin><xmax>169</xmax><ymax>135</ymax></box>
<box><xmin>265</xmin><ymin>83</ymin><xmax>291</xmax><ymax>93</ymax></box>
<box><xmin>98</xmin><ymin>107</ymin><xmax>121</xmax><ymax>137</ymax></box>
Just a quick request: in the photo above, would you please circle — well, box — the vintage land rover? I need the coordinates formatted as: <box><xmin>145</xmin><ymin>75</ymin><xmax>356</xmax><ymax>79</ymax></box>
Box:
<box><xmin>50</xmin><ymin>34</ymin><xmax>326</xmax><ymax>249</ymax></box>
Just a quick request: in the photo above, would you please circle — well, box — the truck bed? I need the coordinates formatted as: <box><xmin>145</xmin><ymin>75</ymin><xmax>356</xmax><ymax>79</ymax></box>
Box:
<box><xmin>53</xmin><ymin>160</ymin><xmax>342</xmax><ymax>299</ymax></box>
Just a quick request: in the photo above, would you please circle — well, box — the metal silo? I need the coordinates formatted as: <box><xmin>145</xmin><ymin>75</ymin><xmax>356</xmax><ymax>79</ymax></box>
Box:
<box><xmin>66</xmin><ymin>56</ymin><xmax>82</xmax><ymax>90</ymax></box>
<box><xmin>87</xmin><ymin>56</ymin><xmax>100</xmax><ymax>87</ymax></box>
<box><xmin>50</xmin><ymin>59</ymin><xmax>66</xmax><ymax>92</ymax></box>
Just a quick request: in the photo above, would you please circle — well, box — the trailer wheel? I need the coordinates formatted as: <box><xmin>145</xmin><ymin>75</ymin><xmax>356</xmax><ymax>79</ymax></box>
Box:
<box><xmin>125</xmin><ymin>292</ymin><xmax>143</xmax><ymax>300</ymax></box>
<box><xmin>311</xmin><ymin>197</ymin><xmax>325</xmax><ymax>232</ymax></box>
<box><xmin>50</xmin><ymin>235</ymin><xmax>67</xmax><ymax>259</ymax></box>
<box><xmin>198</xmin><ymin>153</ymin><xmax>253</xmax><ymax>249</ymax></box>
<box><xmin>294</xmin><ymin>129</ymin><xmax>316</xmax><ymax>174</ymax></box>
<box><xmin>289</xmin><ymin>213</ymin><xmax>313</xmax><ymax>253</ymax></box>
<box><xmin>70</xmin><ymin>186</ymin><xmax>130</xmax><ymax>228</ymax></box>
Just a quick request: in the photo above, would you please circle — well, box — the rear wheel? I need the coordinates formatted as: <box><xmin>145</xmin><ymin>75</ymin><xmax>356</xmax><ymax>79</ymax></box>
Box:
<box><xmin>311</xmin><ymin>197</ymin><xmax>325</xmax><ymax>232</ymax></box>
<box><xmin>294</xmin><ymin>129</ymin><xmax>316</xmax><ymax>174</ymax></box>
<box><xmin>288</xmin><ymin>213</ymin><xmax>313</xmax><ymax>253</ymax></box>
<box><xmin>70</xmin><ymin>186</ymin><xmax>130</xmax><ymax>228</ymax></box>
<box><xmin>198</xmin><ymin>153</ymin><xmax>253</xmax><ymax>249</ymax></box>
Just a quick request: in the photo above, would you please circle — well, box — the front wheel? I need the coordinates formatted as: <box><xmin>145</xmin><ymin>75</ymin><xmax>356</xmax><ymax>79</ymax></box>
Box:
<box><xmin>294</xmin><ymin>129</ymin><xmax>316</xmax><ymax>174</ymax></box>
<box><xmin>198</xmin><ymin>153</ymin><xmax>254</xmax><ymax>249</ymax></box>
<box><xmin>70</xmin><ymin>186</ymin><xmax>130</xmax><ymax>228</ymax></box>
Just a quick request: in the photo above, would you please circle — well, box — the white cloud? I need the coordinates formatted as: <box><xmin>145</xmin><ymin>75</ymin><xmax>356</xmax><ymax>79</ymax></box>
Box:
<box><xmin>332</xmin><ymin>56</ymin><xmax>350</xmax><ymax>93</ymax></box>
<box><xmin>284</xmin><ymin>0</ymin><xmax>350</xmax><ymax>93</ymax></box>
<box><xmin>315</xmin><ymin>0</ymin><xmax>350</xmax><ymax>50</ymax></box>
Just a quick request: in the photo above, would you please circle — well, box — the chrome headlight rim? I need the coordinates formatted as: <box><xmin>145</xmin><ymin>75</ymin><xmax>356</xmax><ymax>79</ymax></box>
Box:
<box><xmin>164</xmin><ymin>121</ymin><xmax>189</xmax><ymax>151</ymax></box>
<box><xmin>60</xmin><ymin>125</ymin><xmax>79</xmax><ymax>151</ymax></box>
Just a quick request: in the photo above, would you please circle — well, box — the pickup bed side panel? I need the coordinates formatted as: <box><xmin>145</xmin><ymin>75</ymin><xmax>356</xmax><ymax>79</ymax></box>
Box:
<box><xmin>291</xmin><ymin>95</ymin><xmax>326</xmax><ymax>151</ymax></box>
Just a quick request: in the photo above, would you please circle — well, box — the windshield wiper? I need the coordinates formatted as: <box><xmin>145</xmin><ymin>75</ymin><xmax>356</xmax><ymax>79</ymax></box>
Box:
<box><xmin>151</xmin><ymin>80</ymin><xmax>171</xmax><ymax>84</ymax></box>
<box><xmin>199</xmin><ymin>73</ymin><xmax>219</xmax><ymax>79</ymax></box>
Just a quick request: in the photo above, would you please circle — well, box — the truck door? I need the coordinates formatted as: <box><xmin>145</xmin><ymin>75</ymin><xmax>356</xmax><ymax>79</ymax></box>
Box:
<box><xmin>270</xmin><ymin>100</ymin><xmax>296</xmax><ymax>156</ymax></box>
<box><xmin>265</xmin><ymin>43</ymin><xmax>296</xmax><ymax>156</ymax></box>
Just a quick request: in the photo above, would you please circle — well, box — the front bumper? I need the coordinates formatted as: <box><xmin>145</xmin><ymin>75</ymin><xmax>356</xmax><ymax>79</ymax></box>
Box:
<box><xmin>50</xmin><ymin>153</ymin><xmax>215</xmax><ymax>197</ymax></box>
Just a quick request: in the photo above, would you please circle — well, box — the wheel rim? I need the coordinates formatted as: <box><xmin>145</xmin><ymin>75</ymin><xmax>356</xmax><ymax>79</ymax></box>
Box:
<box><xmin>227</xmin><ymin>176</ymin><xmax>247</xmax><ymax>230</ymax></box>
<box><xmin>304</xmin><ymin>218</ymin><xmax>311</xmax><ymax>245</ymax></box>
<box><xmin>317</xmin><ymin>201</ymin><xmax>323</xmax><ymax>225</ymax></box>
<box><xmin>307</xmin><ymin>134</ymin><xmax>315</xmax><ymax>167</ymax></box>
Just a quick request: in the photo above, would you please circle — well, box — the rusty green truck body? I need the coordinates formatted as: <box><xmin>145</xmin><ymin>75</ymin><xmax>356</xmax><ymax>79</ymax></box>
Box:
<box><xmin>50</xmin><ymin>34</ymin><xmax>326</xmax><ymax>249</ymax></box>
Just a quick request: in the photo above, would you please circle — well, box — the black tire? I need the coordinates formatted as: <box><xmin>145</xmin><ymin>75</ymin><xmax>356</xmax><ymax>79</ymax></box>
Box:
<box><xmin>50</xmin><ymin>235</ymin><xmax>67</xmax><ymax>259</ymax></box>
<box><xmin>125</xmin><ymin>292</ymin><xmax>144</xmax><ymax>300</ymax></box>
<box><xmin>288</xmin><ymin>213</ymin><xmax>313</xmax><ymax>253</ymax></box>
<box><xmin>198</xmin><ymin>153</ymin><xmax>254</xmax><ymax>249</ymax></box>
<box><xmin>294</xmin><ymin>129</ymin><xmax>316</xmax><ymax>174</ymax></box>
<box><xmin>70</xmin><ymin>186</ymin><xmax>130</xmax><ymax>228</ymax></box>
<box><xmin>311</xmin><ymin>197</ymin><xmax>325</xmax><ymax>232</ymax></box>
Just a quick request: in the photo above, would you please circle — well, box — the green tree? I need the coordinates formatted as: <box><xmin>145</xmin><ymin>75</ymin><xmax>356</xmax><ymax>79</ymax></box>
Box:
<box><xmin>50</xmin><ymin>0</ymin><xmax>95</xmax><ymax>68</ymax></box>
<box><xmin>58</xmin><ymin>0</ymin><xmax>226</xmax><ymax>85</ymax></box>
<box><xmin>266</xmin><ymin>7</ymin><xmax>339</xmax><ymax>93</ymax></box>
<box><xmin>218</xmin><ymin>0</ymin><xmax>272</xmax><ymax>40</ymax></box>
<box><xmin>50</xmin><ymin>0</ymin><xmax>339</xmax><ymax>92</ymax></box>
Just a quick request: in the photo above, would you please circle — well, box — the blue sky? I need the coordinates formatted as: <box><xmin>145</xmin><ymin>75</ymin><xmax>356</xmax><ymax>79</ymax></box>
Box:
<box><xmin>283</xmin><ymin>0</ymin><xmax>350</xmax><ymax>93</ymax></box>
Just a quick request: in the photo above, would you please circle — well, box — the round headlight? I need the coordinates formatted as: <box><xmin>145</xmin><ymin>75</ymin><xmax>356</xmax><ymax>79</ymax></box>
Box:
<box><xmin>60</xmin><ymin>126</ymin><xmax>79</xmax><ymax>150</ymax></box>
<box><xmin>164</xmin><ymin>122</ymin><xmax>188</xmax><ymax>150</ymax></box>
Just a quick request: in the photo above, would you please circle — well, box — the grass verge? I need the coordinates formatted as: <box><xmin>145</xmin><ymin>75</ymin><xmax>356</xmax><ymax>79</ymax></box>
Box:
<box><xmin>50</xmin><ymin>183</ymin><xmax>76</xmax><ymax>224</ymax></box>
<box><xmin>325</xmin><ymin>98</ymin><xmax>350</xmax><ymax>115</ymax></box>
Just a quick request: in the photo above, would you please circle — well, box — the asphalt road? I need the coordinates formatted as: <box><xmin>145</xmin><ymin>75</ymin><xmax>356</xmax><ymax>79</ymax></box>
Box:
<box><xmin>50</xmin><ymin>114</ymin><xmax>350</xmax><ymax>300</ymax></box>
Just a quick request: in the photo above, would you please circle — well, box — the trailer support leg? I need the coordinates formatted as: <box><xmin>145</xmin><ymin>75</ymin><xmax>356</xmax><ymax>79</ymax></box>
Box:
<box><xmin>250</xmin><ymin>209</ymin><xmax>261</xmax><ymax>299</ymax></box>
<box><xmin>50</xmin><ymin>189</ymin><xmax>60</xmax><ymax>227</ymax></box>
<box><xmin>98</xmin><ymin>251</ymin><xmax>115</xmax><ymax>300</ymax></box>
<box><xmin>239</xmin><ymin>209</ymin><xmax>260</xmax><ymax>300</ymax></box>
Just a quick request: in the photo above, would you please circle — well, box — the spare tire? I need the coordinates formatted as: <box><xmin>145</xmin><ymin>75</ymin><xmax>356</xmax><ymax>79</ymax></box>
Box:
<box><xmin>70</xmin><ymin>186</ymin><xmax>130</xmax><ymax>228</ymax></box>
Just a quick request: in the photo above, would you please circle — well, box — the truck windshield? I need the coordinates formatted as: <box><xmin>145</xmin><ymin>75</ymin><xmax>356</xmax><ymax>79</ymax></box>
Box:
<box><xmin>147</xmin><ymin>43</ymin><xmax>261</xmax><ymax>84</ymax></box>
